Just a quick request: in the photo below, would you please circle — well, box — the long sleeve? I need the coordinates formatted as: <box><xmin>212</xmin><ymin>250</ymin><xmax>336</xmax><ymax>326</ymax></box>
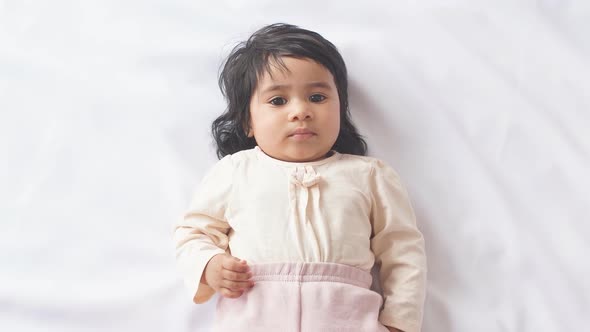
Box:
<box><xmin>174</xmin><ymin>155</ymin><xmax>234</xmax><ymax>304</ymax></box>
<box><xmin>369</xmin><ymin>160</ymin><xmax>427</xmax><ymax>332</ymax></box>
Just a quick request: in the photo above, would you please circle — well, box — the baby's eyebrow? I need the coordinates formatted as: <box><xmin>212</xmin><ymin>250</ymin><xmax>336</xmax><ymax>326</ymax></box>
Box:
<box><xmin>260</xmin><ymin>82</ymin><xmax>332</xmax><ymax>94</ymax></box>
<box><xmin>306</xmin><ymin>82</ymin><xmax>332</xmax><ymax>90</ymax></box>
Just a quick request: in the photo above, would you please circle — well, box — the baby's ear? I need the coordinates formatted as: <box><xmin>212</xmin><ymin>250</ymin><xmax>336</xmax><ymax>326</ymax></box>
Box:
<box><xmin>243</xmin><ymin>123</ymin><xmax>253</xmax><ymax>137</ymax></box>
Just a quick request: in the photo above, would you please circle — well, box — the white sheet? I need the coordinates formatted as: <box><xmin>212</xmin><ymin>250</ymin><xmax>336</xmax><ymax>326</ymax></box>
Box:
<box><xmin>1</xmin><ymin>1</ymin><xmax>589</xmax><ymax>331</ymax></box>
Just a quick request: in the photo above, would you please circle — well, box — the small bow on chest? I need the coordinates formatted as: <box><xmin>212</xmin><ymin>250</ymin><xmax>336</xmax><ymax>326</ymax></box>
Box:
<box><xmin>289</xmin><ymin>166</ymin><xmax>321</xmax><ymax>224</ymax></box>
<box><xmin>290</xmin><ymin>166</ymin><xmax>321</xmax><ymax>188</ymax></box>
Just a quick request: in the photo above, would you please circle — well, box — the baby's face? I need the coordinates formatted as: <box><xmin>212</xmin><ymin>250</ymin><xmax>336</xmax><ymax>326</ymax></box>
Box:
<box><xmin>248</xmin><ymin>56</ymin><xmax>340</xmax><ymax>162</ymax></box>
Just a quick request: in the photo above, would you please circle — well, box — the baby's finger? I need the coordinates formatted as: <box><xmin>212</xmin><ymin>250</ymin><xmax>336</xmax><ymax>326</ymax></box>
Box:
<box><xmin>222</xmin><ymin>257</ymin><xmax>250</xmax><ymax>273</ymax></box>
<box><xmin>222</xmin><ymin>279</ymin><xmax>254</xmax><ymax>291</ymax></box>
<box><xmin>219</xmin><ymin>287</ymin><xmax>243</xmax><ymax>299</ymax></box>
<box><xmin>222</xmin><ymin>269</ymin><xmax>252</xmax><ymax>282</ymax></box>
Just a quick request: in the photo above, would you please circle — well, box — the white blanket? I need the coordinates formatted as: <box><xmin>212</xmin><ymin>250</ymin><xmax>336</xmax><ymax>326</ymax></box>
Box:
<box><xmin>1</xmin><ymin>1</ymin><xmax>588</xmax><ymax>331</ymax></box>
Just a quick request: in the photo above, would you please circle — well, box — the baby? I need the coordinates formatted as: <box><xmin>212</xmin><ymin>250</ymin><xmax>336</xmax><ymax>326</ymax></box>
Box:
<box><xmin>174</xmin><ymin>23</ymin><xmax>427</xmax><ymax>332</ymax></box>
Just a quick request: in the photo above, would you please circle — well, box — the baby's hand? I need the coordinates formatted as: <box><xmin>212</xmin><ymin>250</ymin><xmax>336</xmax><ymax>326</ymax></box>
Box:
<box><xmin>202</xmin><ymin>253</ymin><xmax>255</xmax><ymax>298</ymax></box>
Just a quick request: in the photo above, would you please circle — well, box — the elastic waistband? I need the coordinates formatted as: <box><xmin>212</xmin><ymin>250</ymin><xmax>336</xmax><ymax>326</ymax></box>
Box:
<box><xmin>248</xmin><ymin>262</ymin><xmax>372</xmax><ymax>289</ymax></box>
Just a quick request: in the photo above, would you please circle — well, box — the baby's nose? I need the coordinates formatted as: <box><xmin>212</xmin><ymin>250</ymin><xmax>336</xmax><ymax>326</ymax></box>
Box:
<box><xmin>288</xmin><ymin>101</ymin><xmax>312</xmax><ymax>121</ymax></box>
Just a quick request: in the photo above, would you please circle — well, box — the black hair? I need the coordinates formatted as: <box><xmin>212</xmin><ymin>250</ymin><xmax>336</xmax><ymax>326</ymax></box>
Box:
<box><xmin>212</xmin><ymin>23</ymin><xmax>368</xmax><ymax>159</ymax></box>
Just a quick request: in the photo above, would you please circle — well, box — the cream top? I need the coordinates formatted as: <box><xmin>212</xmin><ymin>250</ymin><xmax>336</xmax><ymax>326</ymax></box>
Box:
<box><xmin>174</xmin><ymin>146</ymin><xmax>426</xmax><ymax>332</ymax></box>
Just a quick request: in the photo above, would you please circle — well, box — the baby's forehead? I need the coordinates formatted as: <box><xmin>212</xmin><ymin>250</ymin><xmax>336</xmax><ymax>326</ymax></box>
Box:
<box><xmin>256</xmin><ymin>56</ymin><xmax>334</xmax><ymax>85</ymax></box>
<box><xmin>257</xmin><ymin>56</ymin><xmax>292</xmax><ymax>80</ymax></box>
<box><xmin>258</xmin><ymin>55</ymin><xmax>305</xmax><ymax>78</ymax></box>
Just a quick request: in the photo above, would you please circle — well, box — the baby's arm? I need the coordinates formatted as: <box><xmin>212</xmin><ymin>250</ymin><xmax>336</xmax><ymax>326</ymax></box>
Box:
<box><xmin>174</xmin><ymin>211</ymin><xmax>229</xmax><ymax>303</ymax></box>
<box><xmin>174</xmin><ymin>155</ymin><xmax>252</xmax><ymax>303</ymax></box>
<box><xmin>370</xmin><ymin>160</ymin><xmax>427</xmax><ymax>332</ymax></box>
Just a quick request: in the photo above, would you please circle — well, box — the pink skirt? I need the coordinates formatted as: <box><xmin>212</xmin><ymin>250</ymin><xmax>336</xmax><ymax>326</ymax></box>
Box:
<box><xmin>213</xmin><ymin>262</ymin><xmax>388</xmax><ymax>332</ymax></box>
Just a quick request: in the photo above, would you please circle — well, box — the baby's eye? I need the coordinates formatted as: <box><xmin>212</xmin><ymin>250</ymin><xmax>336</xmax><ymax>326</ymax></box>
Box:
<box><xmin>309</xmin><ymin>94</ymin><xmax>326</xmax><ymax>103</ymax></box>
<box><xmin>269</xmin><ymin>97</ymin><xmax>287</xmax><ymax>106</ymax></box>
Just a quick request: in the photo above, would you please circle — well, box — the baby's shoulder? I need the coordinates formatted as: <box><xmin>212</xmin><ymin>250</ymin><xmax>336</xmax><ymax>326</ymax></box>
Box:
<box><xmin>224</xmin><ymin>148</ymin><xmax>256</xmax><ymax>166</ymax></box>
<box><xmin>336</xmin><ymin>153</ymin><xmax>393</xmax><ymax>175</ymax></box>
<box><xmin>204</xmin><ymin>148</ymin><xmax>253</xmax><ymax>173</ymax></box>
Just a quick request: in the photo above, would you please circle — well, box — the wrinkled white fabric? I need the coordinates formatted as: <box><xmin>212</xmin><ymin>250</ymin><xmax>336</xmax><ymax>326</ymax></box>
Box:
<box><xmin>3</xmin><ymin>2</ymin><xmax>590</xmax><ymax>331</ymax></box>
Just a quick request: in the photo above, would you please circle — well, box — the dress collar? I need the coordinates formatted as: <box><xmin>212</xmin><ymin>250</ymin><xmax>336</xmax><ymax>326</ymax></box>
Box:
<box><xmin>254</xmin><ymin>146</ymin><xmax>340</xmax><ymax>167</ymax></box>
